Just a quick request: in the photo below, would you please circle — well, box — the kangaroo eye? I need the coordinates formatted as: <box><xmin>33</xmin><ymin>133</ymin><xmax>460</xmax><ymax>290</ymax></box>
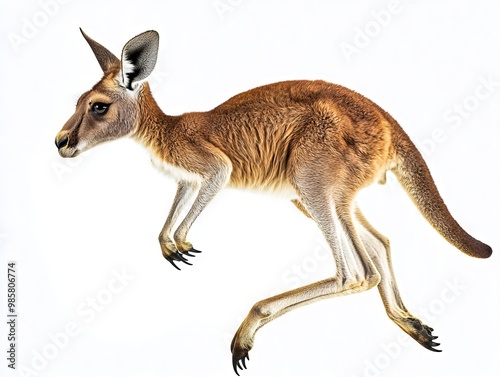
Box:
<box><xmin>92</xmin><ymin>102</ymin><xmax>109</xmax><ymax>115</ymax></box>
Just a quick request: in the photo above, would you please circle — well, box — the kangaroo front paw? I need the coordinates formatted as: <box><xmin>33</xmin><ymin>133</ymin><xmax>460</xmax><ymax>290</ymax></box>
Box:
<box><xmin>160</xmin><ymin>240</ymin><xmax>201</xmax><ymax>270</ymax></box>
<box><xmin>175</xmin><ymin>240</ymin><xmax>201</xmax><ymax>254</ymax></box>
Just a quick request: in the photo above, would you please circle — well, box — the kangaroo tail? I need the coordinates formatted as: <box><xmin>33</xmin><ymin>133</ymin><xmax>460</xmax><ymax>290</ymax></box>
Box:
<box><xmin>390</xmin><ymin>129</ymin><xmax>492</xmax><ymax>259</ymax></box>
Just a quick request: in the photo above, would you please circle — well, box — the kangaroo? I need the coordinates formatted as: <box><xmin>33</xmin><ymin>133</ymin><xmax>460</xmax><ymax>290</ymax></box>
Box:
<box><xmin>55</xmin><ymin>30</ymin><xmax>492</xmax><ymax>375</ymax></box>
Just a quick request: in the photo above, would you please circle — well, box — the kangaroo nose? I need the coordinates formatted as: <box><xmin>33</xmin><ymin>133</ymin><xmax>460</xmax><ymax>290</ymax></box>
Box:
<box><xmin>55</xmin><ymin>133</ymin><xmax>69</xmax><ymax>149</ymax></box>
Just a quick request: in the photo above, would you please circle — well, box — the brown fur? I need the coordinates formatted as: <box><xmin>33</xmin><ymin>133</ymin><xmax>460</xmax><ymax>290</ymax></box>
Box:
<box><xmin>55</xmin><ymin>30</ymin><xmax>492</xmax><ymax>374</ymax></box>
<box><xmin>134</xmin><ymin>80</ymin><xmax>393</xmax><ymax>191</ymax></box>
<box><xmin>131</xmin><ymin>79</ymin><xmax>490</xmax><ymax>258</ymax></box>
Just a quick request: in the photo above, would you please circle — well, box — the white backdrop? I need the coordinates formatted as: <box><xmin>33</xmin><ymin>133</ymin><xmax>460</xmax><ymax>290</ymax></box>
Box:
<box><xmin>1</xmin><ymin>1</ymin><xmax>499</xmax><ymax>376</ymax></box>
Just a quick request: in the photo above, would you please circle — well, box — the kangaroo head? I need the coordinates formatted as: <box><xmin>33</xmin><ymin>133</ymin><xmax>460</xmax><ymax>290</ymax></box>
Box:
<box><xmin>55</xmin><ymin>29</ymin><xmax>159</xmax><ymax>158</ymax></box>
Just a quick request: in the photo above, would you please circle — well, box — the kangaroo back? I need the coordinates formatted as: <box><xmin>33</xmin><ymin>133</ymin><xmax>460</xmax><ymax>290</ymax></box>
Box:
<box><xmin>390</xmin><ymin>126</ymin><xmax>492</xmax><ymax>258</ymax></box>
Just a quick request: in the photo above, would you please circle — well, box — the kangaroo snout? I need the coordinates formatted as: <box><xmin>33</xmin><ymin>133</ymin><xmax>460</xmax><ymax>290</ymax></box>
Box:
<box><xmin>55</xmin><ymin>131</ymin><xmax>69</xmax><ymax>150</ymax></box>
<box><xmin>55</xmin><ymin>131</ymin><xmax>78</xmax><ymax>158</ymax></box>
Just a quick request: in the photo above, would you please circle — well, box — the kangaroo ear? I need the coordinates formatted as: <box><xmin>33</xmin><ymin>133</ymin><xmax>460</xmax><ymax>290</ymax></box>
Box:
<box><xmin>80</xmin><ymin>28</ymin><xmax>120</xmax><ymax>73</ymax></box>
<box><xmin>120</xmin><ymin>30</ymin><xmax>159</xmax><ymax>90</ymax></box>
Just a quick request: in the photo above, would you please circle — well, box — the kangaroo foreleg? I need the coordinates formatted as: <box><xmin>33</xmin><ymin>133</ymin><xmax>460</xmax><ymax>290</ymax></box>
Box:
<box><xmin>159</xmin><ymin>180</ymin><xmax>201</xmax><ymax>269</ymax></box>
<box><xmin>166</xmin><ymin>161</ymin><xmax>231</xmax><ymax>268</ymax></box>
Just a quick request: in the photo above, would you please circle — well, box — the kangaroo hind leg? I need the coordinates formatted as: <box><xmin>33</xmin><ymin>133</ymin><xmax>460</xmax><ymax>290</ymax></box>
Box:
<box><xmin>231</xmin><ymin>187</ymin><xmax>380</xmax><ymax>374</ymax></box>
<box><xmin>354</xmin><ymin>206</ymin><xmax>441</xmax><ymax>352</ymax></box>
